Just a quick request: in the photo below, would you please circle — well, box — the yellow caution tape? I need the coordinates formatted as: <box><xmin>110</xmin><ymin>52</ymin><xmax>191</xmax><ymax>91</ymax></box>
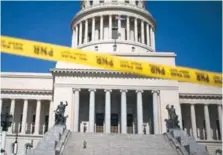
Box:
<box><xmin>1</xmin><ymin>35</ymin><xmax>222</xmax><ymax>88</ymax></box>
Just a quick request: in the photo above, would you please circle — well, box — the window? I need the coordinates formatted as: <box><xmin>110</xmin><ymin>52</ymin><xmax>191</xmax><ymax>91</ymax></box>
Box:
<box><xmin>125</xmin><ymin>0</ymin><xmax>129</xmax><ymax>3</ymax></box>
<box><xmin>112</xmin><ymin>0</ymin><xmax>117</xmax><ymax>3</ymax></box>
<box><xmin>113</xmin><ymin>44</ymin><xmax>117</xmax><ymax>52</ymax></box>
<box><xmin>88</xmin><ymin>32</ymin><xmax>92</xmax><ymax>42</ymax></box>
<box><xmin>99</xmin><ymin>0</ymin><xmax>104</xmax><ymax>3</ymax></box>
<box><xmin>136</xmin><ymin>0</ymin><xmax>139</xmax><ymax>6</ymax></box>
<box><xmin>112</xmin><ymin>27</ymin><xmax>118</xmax><ymax>39</ymax></box>
<box><xmin>132</xmin><ymin>46</ymin><xmax>135</xmax><ymax>52</ymax></box>
<box><xmin>95</xmin><ymin>46</ymin><xmax>98</xmax><ymax>51</ymax></box>
<box><xmin>90</xmin><ymin>0</ymin><xmax>93</xmax><ymax>6</ymax></box>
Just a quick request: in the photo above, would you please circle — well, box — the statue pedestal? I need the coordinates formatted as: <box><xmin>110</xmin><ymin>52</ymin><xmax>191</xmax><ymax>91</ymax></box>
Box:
<box><xmin>27</xmin><ymin>125</ymin><xmax>66</xmax><ymax>155</ymax></box>
<box><xmin>169</xmin><ymin>129</ymin><xmax>208</xmax><ymax>155</ymax></box>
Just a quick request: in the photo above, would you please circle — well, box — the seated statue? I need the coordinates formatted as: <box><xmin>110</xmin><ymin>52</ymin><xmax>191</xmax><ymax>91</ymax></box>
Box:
<box><xmin>54</xmin><ymin>101</ymin><xmax>68</xmax><ymax>125</ymax></box>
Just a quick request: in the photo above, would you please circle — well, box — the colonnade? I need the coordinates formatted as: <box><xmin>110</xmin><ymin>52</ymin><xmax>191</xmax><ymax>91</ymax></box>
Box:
<box><xmin>72</xmin><ymin>15</ymin><xmax>155</xmax><ymax>49</ymax></box>
<box><xmin>0</xmin><ymin>99</ymin><xmax>52</xmax><ymax>135</ymax></box>
<box><xmin>72</xmin><ymin>88</ymin><xmax>161</xmax><ymax>134</ymax></box>
<box><xmin>182</xmin><ymin>103</ymin><xmax>222</xmax><ymax>140</ymax></box>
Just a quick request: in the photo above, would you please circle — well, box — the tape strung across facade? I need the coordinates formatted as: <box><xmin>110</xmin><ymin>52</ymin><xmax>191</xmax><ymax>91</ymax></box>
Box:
<box><xmin>1</xmin><ymin>35</ymin><xmax>222</xmax><ymax>88</ymax></box>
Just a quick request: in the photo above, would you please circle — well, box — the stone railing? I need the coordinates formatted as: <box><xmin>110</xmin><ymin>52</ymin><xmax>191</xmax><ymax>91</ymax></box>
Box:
<box><xmin>27</xmin><ymin>125</ymin><xmax>70</xmax><ymax>155</ymax></box>
<box><xmin>165</xmin><ymin>129</ymin><xmax>209</xmax><ymax>155</ymax></box>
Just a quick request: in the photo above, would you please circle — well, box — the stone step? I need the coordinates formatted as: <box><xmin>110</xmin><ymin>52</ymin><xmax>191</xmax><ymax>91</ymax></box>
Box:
<box><xmin>62</xmin><ymin>133</ymin><xmax>178</xmax><ymax>155</ymax></box>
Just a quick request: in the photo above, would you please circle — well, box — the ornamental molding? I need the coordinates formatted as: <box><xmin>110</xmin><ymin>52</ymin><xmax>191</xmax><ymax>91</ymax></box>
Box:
<box><xmin>77</xmin><ymin>40</ymin><xmax>155</xmax><ymax>53</ymax></box>
<box><xmin>1</xmin><ymin>72</ymin><xmax>52</xmax><ymax>79</ymax></box>
<box><xmin>55</xmin><ymin>83</ymin><xmax>178</xmax><ymax>91</ymax></box>
<box><xmin>179</xmin><ymin>93</ymin><xmax>222</xmax><ymax>100</ymax></box>
<box><xmin>1</xmin><ymin>89</ymin><xmax>52</xmax><ymax>95</ymax></box>
<box><xmin>51</xmin><ymin>68</ymin><xmax>164</xmax><ymax>80</ymax></box>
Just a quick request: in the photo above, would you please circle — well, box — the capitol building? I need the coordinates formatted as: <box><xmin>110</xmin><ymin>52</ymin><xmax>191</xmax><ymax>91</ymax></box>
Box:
<box><xmin>0</xmin><ymin>1</ymin><xmax>222</xmax><ymax>155</ymax></box>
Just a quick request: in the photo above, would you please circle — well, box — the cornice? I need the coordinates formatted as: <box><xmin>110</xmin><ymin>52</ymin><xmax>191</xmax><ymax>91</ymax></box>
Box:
<box><xmin>1</xmin><ymin>89</ymin><xmax>52</xmax><ymax>95</ymax></box>
<box><xmin>1</xmin><ymin>72</ymin><xmax>52</xmax><ymax>79</ymax></box>
<box><xmin>50</xmin><ymin>68</ymin><xmax>165</xmax><ymax>80</ymax></box>
<box><xmin>179</xmin><ymin>93</ymin><xmax>222</xmax><ymax>100</ymax></box>
<box><xmin>55</xmin><ymin>83</ymin><xmax>179</xmax><ymax>91</ymax></box>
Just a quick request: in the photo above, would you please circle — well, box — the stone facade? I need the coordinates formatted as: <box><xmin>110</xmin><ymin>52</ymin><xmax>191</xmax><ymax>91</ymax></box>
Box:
<box><xmin>0</xmin><ymin>1</ymin><xmax>222</xmax><ymax>155</ymax></box>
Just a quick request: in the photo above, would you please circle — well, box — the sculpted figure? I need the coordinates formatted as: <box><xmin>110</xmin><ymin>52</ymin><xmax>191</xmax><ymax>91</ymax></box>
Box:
<box><xmin>165</xmin><ymin>104</ymin><xmax>180</xmax><ymax>130</ymax></box>
<box><xmin>54</xmin><ymin>101</ymin><xmax>68</xmax><ymax>125</ymax></box>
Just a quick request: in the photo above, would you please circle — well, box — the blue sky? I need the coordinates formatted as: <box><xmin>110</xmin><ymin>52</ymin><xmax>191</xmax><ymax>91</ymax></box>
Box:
<box><xmin>1</xmin><ymin>1</ymin><xmax>222</xmax><ymax>73</ymax></box>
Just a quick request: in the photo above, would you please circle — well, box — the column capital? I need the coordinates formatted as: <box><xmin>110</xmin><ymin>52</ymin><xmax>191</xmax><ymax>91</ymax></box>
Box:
<box><xmin>136</xmin><ymin>90</ymin><xmax>143</xmax><ymax>93</ymax></box>
<box><xmin>73</xmin><ymin>88</ymin><xmax>81</xmax><ymax>92</ymax></box>
<box><xmin>89</xmin><ymin>89</ymin><xmax>96</xmax><ymax>92</ymax></box>
<box><xmin>151</xmin><ymin>90</ymin><xmax>160</xmax><ymax>94</ymax></box>
<box><xmin>120</xmin><ymin>89</ymin><xmax>128</xmax><ymax>93</ymax></box>
<box><xmin>104</xmin><ymin>89</ymin><xmax>112</xmax><ymax>92</ymax></box>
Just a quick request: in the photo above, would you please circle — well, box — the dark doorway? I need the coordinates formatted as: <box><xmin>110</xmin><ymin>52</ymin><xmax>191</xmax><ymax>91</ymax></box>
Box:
<box><xmin>111</xmin><ymin>113</ymin><xmax>119</xmax><ymax>133</ymax></box>
<box><xmin>96</xmin><ymin>113</ymin><xmax>104</xmax><ymax>133</ymax></box>
<box><xmin>127</xmin><ymin>114</ymin><xmax>133</xmax><ymax>134</ymax></box>
<box><xmin>216</xmin><ymin>120</ymin><xmax>221</xmax><ymax>140</ymax></box>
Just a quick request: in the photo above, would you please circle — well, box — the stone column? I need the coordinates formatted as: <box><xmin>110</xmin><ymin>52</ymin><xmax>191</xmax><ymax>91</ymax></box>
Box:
<box><xmin>141</xmin><ymin>20</ymin><xmax>144</xmax><ymax>44</ymax></box>
<box><xmin>10</xmin><ymin>99</ymin><xmax>15</xmax><ymax>117</ymax></box>
<box><xmin>79</xmin><ymin>22</ymin><xmax>83</xmax><ymax>45</ymax></box>
<box><xmin>126</xmin><ymin>16</ymin><xmax>130</xmax><ymax>40</ymax></box>
<box><xmin>105</xmin><ymin>89</ymin><xmax>112</xmax><ymax>133</ymax></box>
<box><xmin>92</xmin><ymin>17</ymin><xmax>95</xmax><ymax>42</ymax></box>
<box><xmin>75</xmin><ymin>26</ymin><xmax>79</xmax><ymax>46</ymax></box>
<box><xmin>89</xmin><ymin>89</ymin><xmax>96</xmax><ymax>132</ymax></box>
<box><xmin>136</xmin><ymin>90</ymin><xmax>143</xmax><ymax>134</ymax></box>
<box><xmin>109</xmin><ymin>15</ymin><xmax>112</xmax><ymax>39</ymax></box>
<box><xmin>146</xmin><ymin>24</ymin><xmax>150</xmax><ymax>46</ymax></box>
<box><xmin>100</xmin><ymin>16</ymin><xmax>104</xmax><ymax>40</ymax></box>
<box><xmin>152</xmin><ymin>90</ymin><xmax>160</xmax><ymax>134</ymax></box>
<box><xmin>120</xmin><ymin>90</ymin><xmax>127</xmax><ymax>134</ymax></box>
<box><xmin>134</xmin><ymin>17</ymin><xmax>138</xmax><ymax>42</ymax></box>
<box><xmin>8</xmin><ymin>99</ymin><xmax>15</xmax><ymax>133</ymax></box>
<box><xmin>217</xmin><ymin>104</ymin><xmax>222</xmax><ymax>137</ymax></box>
<box><xmin>72</xmin><ymin>29</ymin><xmax>75</xmax><ymax>48</ymax></box>
<box><xmin>150</xmin><ymin>27</ymin><xmax>155</xmax><ymax>50</ymax></box>
<box><xmin>73</xmin><ymin>88</ymin><xmax>80</xmax><ymax>132</ymax></box>
<box><xmin>204</xmin><ymin>104</ymin><xmax>212</xmax><ymax>140</ymax></box>
<box><xmin>21</xmin><ymin>99</ymin><xmax>28</xmax><ymax>134</ymax></box>
<box><xmin>34</xmin><ymin>100</ymin><xmax>41</xmax><ymax>135</ymax></box>
<box><xmin>118</xmin><ymin>15</ymin><xmax>121</xmax><ymax>40</ymax></box>
<box><xmin>190</xmin><ymin>104</ymin><xmax>197</xmax><ymax>139</ymax></box>
<box><xmin>84</xmin><ymin>20</ymin><xmax>88</xmax><ymax>43</ymax></box>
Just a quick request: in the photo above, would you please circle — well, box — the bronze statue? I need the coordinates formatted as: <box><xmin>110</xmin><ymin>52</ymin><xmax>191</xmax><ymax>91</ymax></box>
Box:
<box><xmin>165</xmin><ymin>104</ymin><xmax>180</xmax><ymax>131</ymax></box>
<box><xmin>54</xmin><ymin>101</ymin><xmax>68</xmax><ymax>125</ymax></box>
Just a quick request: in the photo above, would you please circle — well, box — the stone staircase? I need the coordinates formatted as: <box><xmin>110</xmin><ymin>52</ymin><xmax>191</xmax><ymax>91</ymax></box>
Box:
<box><xmin>62</xmin><ymin>133</ymin><xmax>179</xmax><ymax>155</ymax></box>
